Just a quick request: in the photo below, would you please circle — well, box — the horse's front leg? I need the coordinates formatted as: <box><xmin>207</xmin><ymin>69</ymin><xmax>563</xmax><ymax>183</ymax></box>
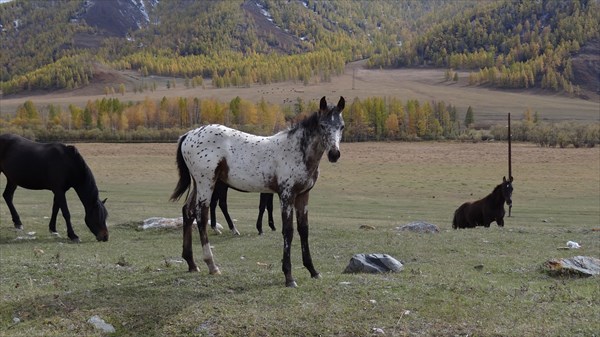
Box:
<box><xmin>2</xmin><ymin>181</ymin><xmax>23</xmax><ymax>229</ymax></box>
<box><xmin>280</xmin><ymin>196</ymin><xmax>296</xmax><ymax>287</ymax></box>
<box><xmin>182</xmin><ymin>204</ymin><xmax>199</xmax><ymax>272</ymax></box>
<box><xmin>295</xmin><ymin>191</ymin><xmax>320</xmax><ymax>279</ymax></box>
<box><xmin>54</xmin><ymin>192</ymin><xmax>79</xmax><ymax>242</ymax></box>
<box><xmin>197</xmin><ymin>204</ymin><xmax>220</xmax><ymax>275</ymax></box>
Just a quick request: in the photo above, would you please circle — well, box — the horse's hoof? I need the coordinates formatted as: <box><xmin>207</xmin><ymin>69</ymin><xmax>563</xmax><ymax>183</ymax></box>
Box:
<box><xmin>15</xmin><ymin>225</ymin><xmax>24</xmax><ymax>230</ymax></box>
<box><xmin>213</xmin><ymin>228</ymin><xmax>222</xmax><ymax>235</ymax></box>
<box><xmin>286</xmin><ymin>280</ymin><xmax>298</xmax><ymax>288</ymax></box>
<box><xmin>188</xmin><ymin>266</ymin><xmax>200</xmax><ymax>272</ymax></box>
<box><xmin>50</xmin><ymin>231</ymin><xmax>61</xmax><ymax>238</ymax></box>
<box><xmin>312</xmin><ymin>273</ymin><xmax>322</xmax><ymax>279</ymax></box>
<box><xmin>210</xmin><ymin>268</ymin><xmax>221</xmax><ymax>275</ymax></box>
<box><xmin>70</xmin><ymin>238</ymin><xmax>81</xmax><ymax>244</ymax></box>
<box><xmin>232</xmin><ymin>229</ymin><xmax>240</xmax><ymax>236</ymax></box>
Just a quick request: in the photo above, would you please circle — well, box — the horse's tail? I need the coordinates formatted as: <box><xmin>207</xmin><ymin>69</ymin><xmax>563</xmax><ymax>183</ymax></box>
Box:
<box><xmin>0</xmin><ymin>134</ymin><xmax>15</xmax><ymax>168</ymax></box>
<box><xmin>452</xmin><ymin>203</ymin><xmax>466</xmax><ymax>229</ymax></box>
<box><xmin>170</xmin><ymin>133</ymin><xmax>191</xmax><ymax>202</ymax></box>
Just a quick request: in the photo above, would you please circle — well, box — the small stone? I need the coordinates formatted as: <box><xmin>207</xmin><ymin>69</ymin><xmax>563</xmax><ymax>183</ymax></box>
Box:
<box><xmin>372</xmin><ymin>327</ymin><xmax>385</xmax><ymax>334</ymax></box>
<box><xmin>87</xmin><ymin>315</ymin><xmax>115</xmax><ymax>334</ymax></box>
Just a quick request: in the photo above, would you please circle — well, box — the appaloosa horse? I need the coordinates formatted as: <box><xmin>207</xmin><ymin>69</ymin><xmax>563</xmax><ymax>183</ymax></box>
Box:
<box><xmin>210</xmin><ymin>181</ymin><xmax>276</xmax><ymax>235</ymax></box>
<box><xmin>0</xmin><ymin>134</ymin><xmax>108</xmax><ymax>242</ymax></box>
<box><xmin>171</xmin><ymin>96</ymin><xmax>345</xmax><ymax>287</ymax></box>
<box><xmin>452</xmin><ymin>176</ymin><xmax>513</xmax><ymax>229</ymax></box>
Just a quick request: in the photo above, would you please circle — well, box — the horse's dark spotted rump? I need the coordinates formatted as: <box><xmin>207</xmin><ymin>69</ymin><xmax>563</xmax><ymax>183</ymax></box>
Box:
<box><xmin>452</xmin><ymin>176</ymin><xmax>514</xmax><ymax>229</ymax></box>
<box><xmin>0</xmin><ymin>134</ymin><xmax>108</xmax><ymax>242</ymax></box>
<box><xmin>171</xmin><ymin>96</ymin><xmax>345</xmax><ymax>287</ymax></box>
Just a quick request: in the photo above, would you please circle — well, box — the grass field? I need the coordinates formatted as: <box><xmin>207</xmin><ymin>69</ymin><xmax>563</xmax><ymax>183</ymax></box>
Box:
<box><xmin>0</xmin><ymin>141</ymin><xmax>599</xmax><ymax>336</ymax></box>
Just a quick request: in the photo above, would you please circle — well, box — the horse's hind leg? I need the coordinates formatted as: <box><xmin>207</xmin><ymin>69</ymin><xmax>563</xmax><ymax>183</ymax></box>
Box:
<box><xmin>209</xmin><ymin>193</ymin><xmax>222</xmax><ymax>235</ymax></box>
<box><xmin>256</xmin><ymin>194</ymin><xmax>267</xmax><ymax>235</ymax></box>
<box><xmin>265</xmin><ymin>194</ymin><xmax>275</xmax><ymax>231</ymax></box>
<box><xmin>182</xmin><ymin>204</ymin><xmax>199</xmax><ymax>272</ymax></box>
<box><xmin>197</xmin><ymin>204</ymin><xmax>220</xmax><ymax>275</ymax></box>
<box><xmin>2</xmin><ymin>181</ymin><xmax>23</xmax><ymax>229</ymax></box>
<box><xmin>53</xmin><ymin>192</ymin><xmax>79</xmax><ymax>242</ymax></box>
<box><xmin>295</xmin><ymin>192</ymin><xmax>320</xmax><ymax>280</ymax></box>
<box><xmin>217</xmin><ymin>189</ymin><xmax>239</xmax><ymax>235</ymax></box>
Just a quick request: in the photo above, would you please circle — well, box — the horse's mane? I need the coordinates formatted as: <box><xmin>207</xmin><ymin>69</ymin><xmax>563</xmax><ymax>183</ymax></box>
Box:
<box><xmin>66</xmin><ymin>145</ymin><xmax>99</xmax><ymax>199</ymax></box>
<box><xmin>287</xmin><ymin>111</ymin><xmax>319</xmax><ymax>137</ymax></box>
<box><xmin>484</xmin><ymin>183</ymin><xmax>504</xmax><ymax>204</ymax></box>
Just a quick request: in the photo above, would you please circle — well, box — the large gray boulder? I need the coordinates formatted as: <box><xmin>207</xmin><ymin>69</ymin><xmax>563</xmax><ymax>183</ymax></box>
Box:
<box><xmin>545</xmin><ymin>256</ymin><xmax>600</xmax><ymax>277</ymax></box>
<box><xmin>139</xmin><ymin>217</ymin><xmax>223</xmax><ymax>231</ymax></box>
<box><xmin>396</xmin><ymin>221</ymin><xmax>440</xmax><ymax>233</ymax></box>
<box><xmin>343</xmin><ymin>253</ymin><xmax>404</xmax><ymax>274</ymax></box>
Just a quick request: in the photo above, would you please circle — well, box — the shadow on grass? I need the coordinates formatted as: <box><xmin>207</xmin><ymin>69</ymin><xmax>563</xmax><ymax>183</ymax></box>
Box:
<box><xmin>2</xmin><ymin>266</ymin><xmax>282</xmax><ymax>336</ymax></box>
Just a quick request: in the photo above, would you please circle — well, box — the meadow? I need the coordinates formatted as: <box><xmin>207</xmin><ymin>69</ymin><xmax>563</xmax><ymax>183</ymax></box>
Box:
<box><xmin>0</xmin><ymin>141</ymin><xmax>599</xmax><ymax>336</ymax></box>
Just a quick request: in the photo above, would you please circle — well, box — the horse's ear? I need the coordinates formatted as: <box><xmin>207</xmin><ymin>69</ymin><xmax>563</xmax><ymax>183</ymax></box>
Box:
<box><xmin>319</xmin><ymin>96</ymin><xmax>327</xmax><ymax>112</ymax></box>
<box><xmin>102</xmin><ymin>198</ymin><xmax>107</xmax><ymax>204</ymax></box>
<box><xmin>337</xmin><ymin>96</ymin><xmax>345</xmax><ymax>112</ymax></box>
<box><xmin>503</xmin><ymin>176</ymin><xmax>507</xmax><ymax>183</ymax></box>
<box><xmin>509</xmin><ymin>176</ymin><xmax>514</xmax><ymax>182</ymax></box>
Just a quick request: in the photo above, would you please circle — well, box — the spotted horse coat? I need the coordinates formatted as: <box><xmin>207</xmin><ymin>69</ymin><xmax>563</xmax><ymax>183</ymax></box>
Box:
<box><xmin>171</xmin><ymin>96</ymin><xmax>345</xmax><ymax>287</ymax></box>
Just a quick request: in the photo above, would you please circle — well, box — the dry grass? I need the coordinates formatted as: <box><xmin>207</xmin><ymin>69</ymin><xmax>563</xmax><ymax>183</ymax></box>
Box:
<box><xmin>1</xmin><ymin>141</ymin><xmax>599</xmax><ymax>336</ymax></box>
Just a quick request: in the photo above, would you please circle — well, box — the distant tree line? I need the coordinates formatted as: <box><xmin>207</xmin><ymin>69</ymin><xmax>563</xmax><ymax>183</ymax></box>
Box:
<box><xmin>2</xmin><ymin>96</ymin><xmax>597</xmax><ymax>147</ymax></box>
<box><xmin>114</xmin><ymin>49</ymin><xmax>345</xmax><ymax>87</ymax></box>
<box><xmin>0</xmin><ymin>55</ymin><xmax>95</xmax><ymax>95</ymax></box>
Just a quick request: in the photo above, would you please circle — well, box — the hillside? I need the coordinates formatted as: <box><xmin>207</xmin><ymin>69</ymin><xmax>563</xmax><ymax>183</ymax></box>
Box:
<box><xmin>0</xmin><ymin>0</ymin><xmax>598</xmax><ymax>98</ymax></box>
<box><xmin>367</xmin><ymin>0</ymin><xmax>600</xmax><ymax>96</ymax></box>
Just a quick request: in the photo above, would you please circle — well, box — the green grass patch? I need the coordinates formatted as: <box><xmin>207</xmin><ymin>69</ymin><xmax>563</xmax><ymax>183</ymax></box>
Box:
<box><xmin>1</xmin><ymin>142</ymin><xmax>598</xmax><ymax>336</ymax></box>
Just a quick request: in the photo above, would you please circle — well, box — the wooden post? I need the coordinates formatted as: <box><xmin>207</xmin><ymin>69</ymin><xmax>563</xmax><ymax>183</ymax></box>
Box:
<box><xmin>508</xmin><ymin>112</ymin><xmax>512</xmax><ymax>217</ymax></box>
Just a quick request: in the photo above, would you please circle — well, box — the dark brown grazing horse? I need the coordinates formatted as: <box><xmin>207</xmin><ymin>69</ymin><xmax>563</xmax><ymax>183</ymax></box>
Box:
<box><xmin>210</xmin><ymin>181</ymin><xmax>276</xmax><ymax>235</ymax></box>
<box><xmin>0</xmin><ymin>134</ymin><xmax>108</xmax><ymax>242</ymax></box>
<box><xmin>452</xmin><ymin>176</ymin><xmax>513</xmax><ymax>229</ymax></box>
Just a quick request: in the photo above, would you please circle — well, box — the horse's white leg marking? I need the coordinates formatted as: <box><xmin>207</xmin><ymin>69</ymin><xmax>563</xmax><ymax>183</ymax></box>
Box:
<box><xmin>202</xmin><ymin>242</ymin><xmax>220</xmax><ymax>275</ymax></box>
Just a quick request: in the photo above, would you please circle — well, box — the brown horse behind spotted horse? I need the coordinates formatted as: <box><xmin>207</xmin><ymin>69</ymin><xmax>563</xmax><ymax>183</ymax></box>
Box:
<box><xmin>452</xmin><ymin>176</ymin><xmax>513</xmax><ymax>229</ymax></box>
<box><xmin>209</xmin><ymin>180</ymin><xmax>276</xmax><ymax>235</ymax></box>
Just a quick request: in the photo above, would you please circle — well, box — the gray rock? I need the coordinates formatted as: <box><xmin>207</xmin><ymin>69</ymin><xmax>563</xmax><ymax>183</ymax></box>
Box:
<box><xmin>140</xmin><ymin>217</ymin><xmax>223</xmax><ymax>231</ymax></box>
<box><xmin>343</xmin><ymin>253</ymin><xmax>404</xmax><ymax>274</ymax></box>
<box><xmin>545</xmin><ymin>256</ymin><xmax>600</xmax><ymax>277</ymax></box>
<box><xmin>87</xmin><ymin>315</ymin><xmax>116</xmax><ymax>334</ymax></box>
<box><xmin>396</xmin><ymin>221</ymin><xmax>440</xmax><ymax>233</ymax></box>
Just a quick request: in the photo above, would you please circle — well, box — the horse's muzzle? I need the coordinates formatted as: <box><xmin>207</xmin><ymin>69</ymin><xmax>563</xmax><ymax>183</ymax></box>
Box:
<box><xmin>328</xmin><ymin>149</ymin><xmax>340</xmax><ymax>162</ymax></box>
<box><xmin>96</xmin><ymin>230</ymin><xmax>109</xmax><ymax>242</ymax></box>
<box><xmin>506</xmin><ymin>200</ymin><xmax>512</xmax><ymax>207</ymax></box>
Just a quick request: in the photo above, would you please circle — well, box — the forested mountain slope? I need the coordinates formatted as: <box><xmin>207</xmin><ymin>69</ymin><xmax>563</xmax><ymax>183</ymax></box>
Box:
<box><xmin>0</xmin><ymin>0</ymin><xmax>598</xmax><ymax>96</ymax></box>
<box><xmin>368</xmin><ymin>0</ymin><xmax>599</xmax><ymax>95</ymax></box>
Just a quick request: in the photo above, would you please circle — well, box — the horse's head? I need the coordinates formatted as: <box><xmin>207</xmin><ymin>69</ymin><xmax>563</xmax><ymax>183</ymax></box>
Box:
<box><xmin>318</xmin><ymin>96</ymin><xmax>345</xmax><ymax>162</ymax></box>
<box><xmin>501</xmin><ymin>176</ymin><xmax>514</xmax><ymax>206</ymax></box>
<box><xmin>85</xmin><ymin>198</ymin><xmax>109</xmax><ymax>241</ymax></box>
